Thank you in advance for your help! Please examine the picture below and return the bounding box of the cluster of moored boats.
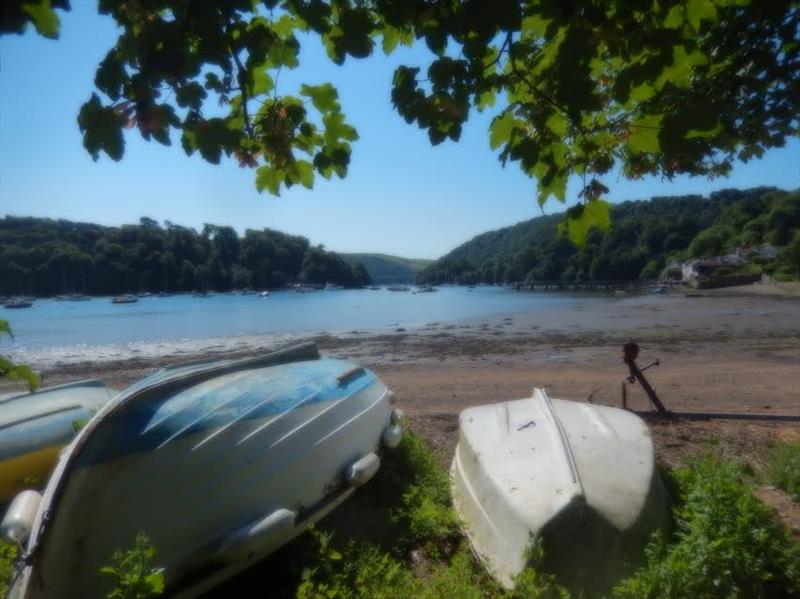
[0,343,665,597]
[2,285,440,310]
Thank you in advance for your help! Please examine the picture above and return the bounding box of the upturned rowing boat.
[4,343,402,598]
[451,388,667,592]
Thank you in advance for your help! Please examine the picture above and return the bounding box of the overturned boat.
[451,388,667,592]
[0,380,117,503]
[4,343,402,598]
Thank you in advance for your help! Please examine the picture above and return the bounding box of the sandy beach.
[5,286,799,530]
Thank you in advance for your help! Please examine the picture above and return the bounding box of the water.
[2,287,607,365]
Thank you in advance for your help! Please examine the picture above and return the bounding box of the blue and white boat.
[3,343,402,598]
[0,380,117,503]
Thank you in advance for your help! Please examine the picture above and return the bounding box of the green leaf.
[559,199,612,246]
[256,165,284,195]
[95,53,126,101]
[0,319,12,339]
[271,15,297,38]
[300,83,340,113]
[659,46,709,89]
[521,15,550,37]
[536,169,567,206]
[78,93,125,161]
[489,110,515,150]
[382,26,400,55]
[630,83,656,102]
[250,68,274,96]
[664,6,684,29]
[323,112,358,143]
[476,90,496,112]
[545,112,568,137]
[686,123,722,139]
[552,143,568,169]
[628,114,663,154]
[686,0,718,31]
[293,160,314,189]
[22,0,60,39]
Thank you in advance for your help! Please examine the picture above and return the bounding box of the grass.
[766,441,800,501]
[2,431,798,599]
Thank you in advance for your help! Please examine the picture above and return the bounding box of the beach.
[5,286,799,529]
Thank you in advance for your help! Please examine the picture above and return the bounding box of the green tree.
[2,1,797,243]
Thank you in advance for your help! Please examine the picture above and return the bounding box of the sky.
[1,3,798,260]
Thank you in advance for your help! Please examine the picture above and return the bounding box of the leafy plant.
[370,428,460,556]
[614,454,800,598]
[767,442,800,501]
[0,540,19,599]
[99,532,164,599]
[0,319,39,391]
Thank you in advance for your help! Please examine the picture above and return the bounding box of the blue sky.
[1,3,798,259]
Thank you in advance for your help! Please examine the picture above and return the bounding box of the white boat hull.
[451,388,667,591]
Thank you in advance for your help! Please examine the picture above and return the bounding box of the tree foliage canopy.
[2,1,798,242]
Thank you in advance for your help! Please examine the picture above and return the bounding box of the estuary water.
[2,286,611,366]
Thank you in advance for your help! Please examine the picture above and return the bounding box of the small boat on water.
[111,294,138,304]
[3,297,34,309]
[387,285,410,292]
[260,290,270,297]
[0,380,118,503]
[4,342,402,599]
[451,388,667,591]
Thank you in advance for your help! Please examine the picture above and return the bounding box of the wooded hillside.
[417,188,800,285]
[339,254,432,284]
[0,217,370,296]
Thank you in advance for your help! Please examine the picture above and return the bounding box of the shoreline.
[5,290,799,370]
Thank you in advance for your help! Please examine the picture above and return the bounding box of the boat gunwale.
[0,379,111,405]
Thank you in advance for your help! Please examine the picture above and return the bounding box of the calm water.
[2,287,607,354]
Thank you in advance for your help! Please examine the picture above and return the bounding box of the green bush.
[368,428,460,556]
[100,532,164,599]
[0,540,18,598]
[613,454,800,598]
[767,442,800,501]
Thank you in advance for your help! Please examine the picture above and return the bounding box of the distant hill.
[0,216,371,296]
[340,253,433,284]
[417,187,799,285]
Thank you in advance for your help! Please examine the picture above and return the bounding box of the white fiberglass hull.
[451,388,666,591]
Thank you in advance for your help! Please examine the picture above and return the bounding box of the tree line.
[417,187,800,285]
[0,217,370,296]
